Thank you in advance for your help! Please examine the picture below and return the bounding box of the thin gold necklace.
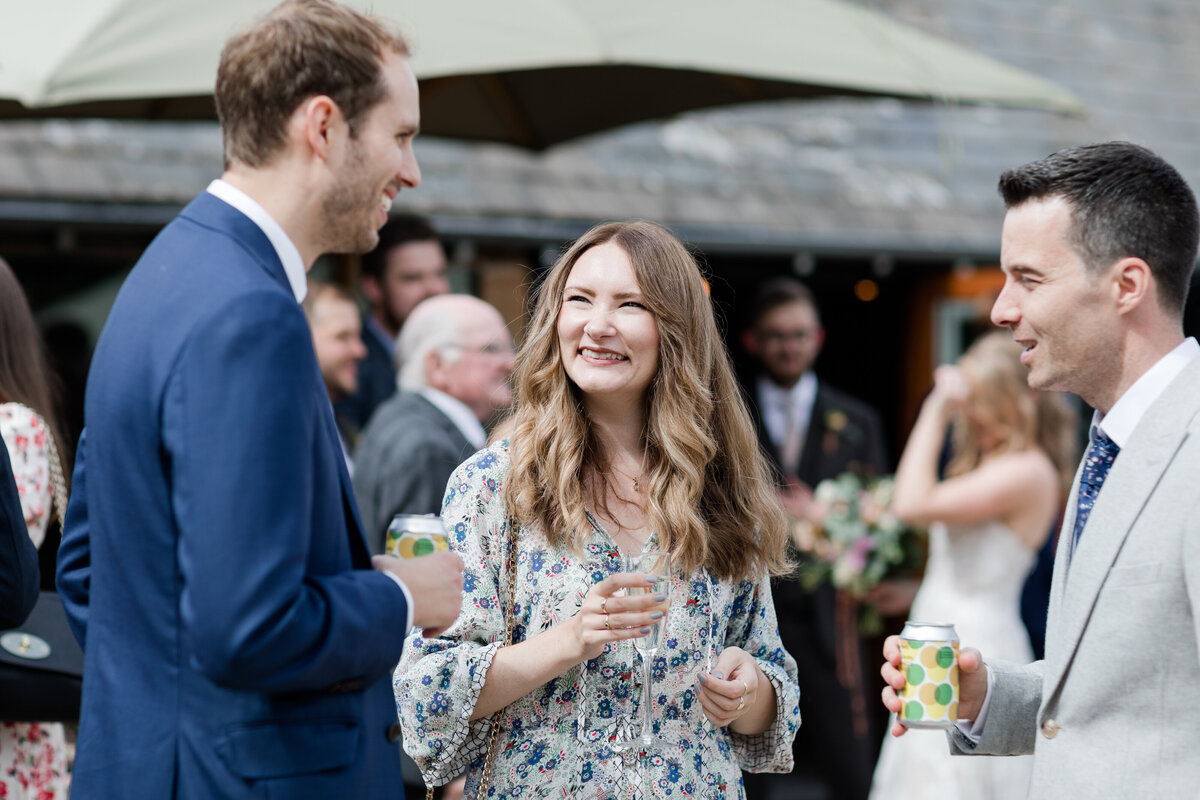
[609,465,643,492]
[607,452,648,493]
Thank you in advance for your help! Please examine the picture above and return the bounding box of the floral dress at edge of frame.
[395,442,802,800]
[0,403,71,800]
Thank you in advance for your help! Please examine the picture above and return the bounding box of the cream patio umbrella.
[0,0,1084,149]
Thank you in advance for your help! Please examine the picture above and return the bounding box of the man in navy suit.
[0,440,38,629]
[55,2,464,797]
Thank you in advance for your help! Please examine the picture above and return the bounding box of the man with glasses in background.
[741,277,890,800]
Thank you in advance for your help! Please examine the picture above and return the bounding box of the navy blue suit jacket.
[0,440,38,629]
[57,193,408,799]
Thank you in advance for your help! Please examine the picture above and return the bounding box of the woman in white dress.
[869,332,1076,800]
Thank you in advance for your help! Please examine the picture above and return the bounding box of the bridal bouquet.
[792,472,925,631]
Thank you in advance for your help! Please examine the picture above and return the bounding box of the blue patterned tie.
[1072,430,1120,550]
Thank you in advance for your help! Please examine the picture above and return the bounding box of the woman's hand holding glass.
[576,572,669,662]
[624,551,672,752]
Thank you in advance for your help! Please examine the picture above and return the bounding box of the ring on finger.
[601,597,609,615]
[736,698,746,712]
[740,679,750,697]
[605,616,612,631]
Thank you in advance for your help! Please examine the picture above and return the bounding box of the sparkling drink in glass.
[624,550,672,753]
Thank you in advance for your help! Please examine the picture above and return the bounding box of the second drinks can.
[898,620,959,729]
[386,513,449,559]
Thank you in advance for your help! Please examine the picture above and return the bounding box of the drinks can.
[386,514,449,559]
[898,620,959,728]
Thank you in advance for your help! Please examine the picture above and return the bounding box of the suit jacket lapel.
[1042,358,1200,703]
[180,193,292,295]
[1043,429,1182,701]
[1043,460,1081,668]
[797,387,827,486]
[315,389,373,568]
[340,456,372,569]
[747,382,785,483]
[416,394,475,458]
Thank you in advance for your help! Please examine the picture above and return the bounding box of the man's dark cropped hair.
[749,277,820,327]
[360,214,440,280]
[998,141,1199,316]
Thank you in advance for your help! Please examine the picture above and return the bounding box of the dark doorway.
[704,252,937,468]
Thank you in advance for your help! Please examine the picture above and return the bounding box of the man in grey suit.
[881,141,1200,797]
[353,294,514,553]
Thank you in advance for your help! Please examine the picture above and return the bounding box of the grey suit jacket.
[951,354,1200,797]
[352,391,477,554]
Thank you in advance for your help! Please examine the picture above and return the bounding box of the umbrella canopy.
[0,0,1084,149]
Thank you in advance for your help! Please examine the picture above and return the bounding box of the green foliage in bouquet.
[792,473,925,631]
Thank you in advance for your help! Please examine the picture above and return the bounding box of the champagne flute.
[624,550,672,754]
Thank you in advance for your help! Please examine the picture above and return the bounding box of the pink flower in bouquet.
[859,494,884,527]
[794,472,925,609]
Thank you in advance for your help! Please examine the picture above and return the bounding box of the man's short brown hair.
[215,0,409,169]
[302,279,357,323]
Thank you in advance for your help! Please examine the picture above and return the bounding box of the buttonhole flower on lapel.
[822,408,864,453]
[825,409,848,433]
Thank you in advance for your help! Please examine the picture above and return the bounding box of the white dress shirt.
[757,371,818,471]
[205,179,413,631]
[1093,337,1200,447]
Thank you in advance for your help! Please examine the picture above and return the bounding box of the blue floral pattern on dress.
[396,442,801,799]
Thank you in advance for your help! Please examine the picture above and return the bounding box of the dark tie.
[1072,430,1120,551]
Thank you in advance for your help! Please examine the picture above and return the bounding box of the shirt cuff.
[382,570,415,636]
[953,663,995,743]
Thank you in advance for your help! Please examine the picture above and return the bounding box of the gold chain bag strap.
[15,409,68,524]
[43,422,68,524]
[426,516,519,800]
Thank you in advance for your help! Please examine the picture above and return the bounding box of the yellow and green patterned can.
[386,514,449,559]
[898,621,959,728]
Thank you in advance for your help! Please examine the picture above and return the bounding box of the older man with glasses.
[353,294,515,555]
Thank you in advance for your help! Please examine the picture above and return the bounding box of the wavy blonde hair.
[505,221,789,581]
[948,332,1078,498]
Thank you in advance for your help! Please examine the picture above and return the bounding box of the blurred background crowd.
[4,0,1200,798]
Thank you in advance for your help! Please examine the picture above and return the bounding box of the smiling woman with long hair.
[396,221,799,799]
[0,256,72,799]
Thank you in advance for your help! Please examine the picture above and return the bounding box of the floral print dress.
[396,443,801,799]
[0,403,70,799]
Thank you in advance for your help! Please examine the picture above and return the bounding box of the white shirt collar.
[206,179,307,303]
[756,371,818,443]
[1094,337,1200,447]
[418,387,487,450]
